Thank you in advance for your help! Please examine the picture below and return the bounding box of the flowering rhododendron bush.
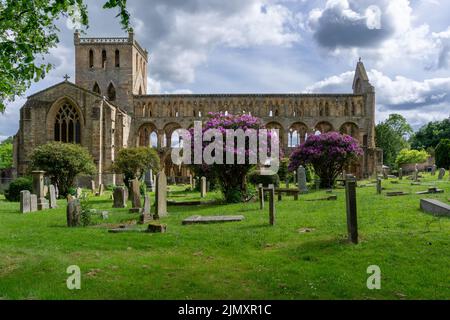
[188,112,280,203]
[289,132,363,188]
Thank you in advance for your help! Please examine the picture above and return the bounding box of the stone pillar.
[398,168,403,180]
[376,178,382,195]
[200,177,207,198]
[20,190,31,213]
[345,175,358,244]
[155,171,168,218]
[297,166,308,193]
[268,185,275,226]
[258,184,264,210]
[129,179,142,212]
[32,171,48,210]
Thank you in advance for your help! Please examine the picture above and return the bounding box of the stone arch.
[163,122,183,148]
[137,122,158,147]
[107,82,116,101]
[288,122,308,147]
[265,121,285,148]
[46,97,85,144]
[340,122,360,140]
[314,121,333,134]
[93,82,101,95]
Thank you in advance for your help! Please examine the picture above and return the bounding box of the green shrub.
[4,177,32,202]
[79,194,92,227]
[396,149,430,166]
[435,139,450,169]
[247,170,280,187]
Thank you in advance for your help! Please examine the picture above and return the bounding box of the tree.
[395,149,430,167]
[113,147,160,186]
[0,137,13,169]
[435,139,450,169]
[375,114,411,168]
[289,132,363,189]
[0,0,130,112]
[410,119,450,150]
[30,142,96,196]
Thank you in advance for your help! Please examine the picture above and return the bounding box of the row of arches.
[134,97,365,119]
[92,82,116,101]
[89,49,120,69]
[136,121,363,150]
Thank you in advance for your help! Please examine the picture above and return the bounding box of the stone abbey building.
[13,32,382,186]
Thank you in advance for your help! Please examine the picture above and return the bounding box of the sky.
[1,0,450,141]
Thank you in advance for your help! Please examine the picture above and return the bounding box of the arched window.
[150,132,158,148]
[102,50,107,68]
[89,49,94,68]
[107,83,116,101]
[54,103,81,144]
[93,82,101,95]
[115,49,120,67]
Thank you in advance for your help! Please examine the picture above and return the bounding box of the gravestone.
[146,223,167,233]
[420,199,450,216]
[49,185,58,209]
[76,187,82,198]
[285,179,289,189]
[155,171,168,219]
[32,170,48,210]
[297,166,308,193]
[206,181,210,193]
[91,180,96,193]
[129,179,142,213]
[293,171,297,184]
[96,183,104,196]
[182,215,245,225]
[113,186,127,208]
[268,185,275,226]
[101,211,109,220]
[139,194,152,224]
[345,175,358,244]
[431,165,437,176]
[376,178,382,195]
[189,175,193,187]
[398,168,403,180]
[438,168,445,180]
[30,194,38,212]
[200,176,207,198]
[258,184,264,210]
[66,198,81,227]
[382,168,388,179]
[20,190,31,213]
[414,169,419,182]
[192,177,197,190]
[43,185,49,198]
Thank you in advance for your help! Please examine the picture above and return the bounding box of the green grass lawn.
[0,174,449,300]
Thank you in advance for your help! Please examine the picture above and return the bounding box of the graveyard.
[0,173,449,300]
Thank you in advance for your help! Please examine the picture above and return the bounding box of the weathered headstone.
[101,211,109,220]
[146,223,167,233]
[414,169,419,182]
[75,187,82,198]
[155,171,168,218]
[192,177,197,190]
[420,199,450,216]
[43,185,49,198]
[139,194,152,224]
[20,190,31,213]
[129,179,142,213]
[382,168,388,179]
[438,168,445,180]
[30,194,38,212]
[376,178,382,195]
[345,175,358,244]
[66,198,81,227]
[113,186,127,208]
[200,176,207,198]
[49,185,57,209]
[297,166,308,194]
[91,180,96,193]
[431,165,437,176]
[398,168,403,180]
[258,184,264,210]
[268,185,275,226]
[32,170,48,210]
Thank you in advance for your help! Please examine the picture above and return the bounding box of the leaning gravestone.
[438,168,445,180]
[32,170,49,210]
[398,168,403,180]
[49,185,57,209]
[155,171,168,219]
[113,186,127,208]
[129,179,142,213]
[297,166,308,194]
[431,165,437,176]
[20,190,31,213]
[30,194,38,212]
[139,194,152,224]
[67,199,81,227]
[376,178,382,195]
[200,176,207,198]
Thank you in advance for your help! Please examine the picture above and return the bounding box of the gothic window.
[54,103,81,144]
[89,49,94,68]
[102,50,107,68]
[107,83,116,101]
[93,82,101,95]
[115,50,120,67]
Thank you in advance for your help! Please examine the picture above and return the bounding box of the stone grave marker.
[268,185,275,226]
[139,194,152,224]
[129,179,142,213]
[20,190,31,213]
[30,194,38,212]
[431,165,437,176]
[182,215,245,225]
[438,168,445,180]
[155,171,168,219]
[32,170,49,210]
[420,199,450,216]
[345,175,358,244]
[297,166,308,194]
[113,186,127,208]
[49,185,58,209]
[67,198,81,227]
[91,180,96,193]
[376,178,382,195]
[398,168,403,180]
[200,176,207,198]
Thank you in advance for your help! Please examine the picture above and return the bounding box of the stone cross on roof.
[64,74,70,81]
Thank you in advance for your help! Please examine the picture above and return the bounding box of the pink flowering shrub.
[189,112,280,202]
[289,132,363,188]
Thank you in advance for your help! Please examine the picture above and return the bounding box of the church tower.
[74,31,148,112]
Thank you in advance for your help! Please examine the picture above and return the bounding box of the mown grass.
[0,174,449,300]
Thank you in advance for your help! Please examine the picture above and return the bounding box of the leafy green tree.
[435,139,450,169]
[0,0,130,112]
[30,142,96,196]
[410,119,450,150]
[395,149,430,167]
[375,114,412,168]
[0,137,13,169]
[113,147,160,186]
